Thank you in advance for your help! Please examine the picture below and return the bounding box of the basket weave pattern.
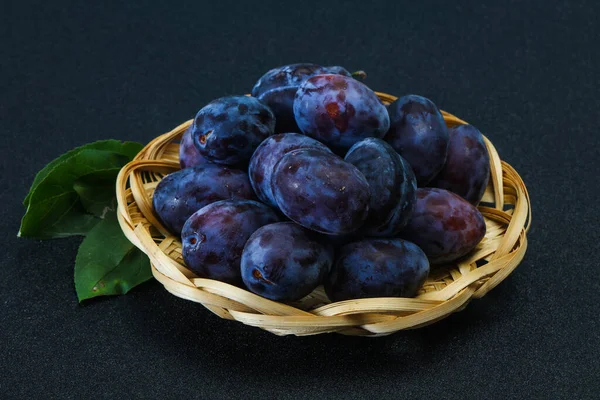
[116,92,531,337]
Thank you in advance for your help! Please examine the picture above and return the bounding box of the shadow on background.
[123,274,521,380]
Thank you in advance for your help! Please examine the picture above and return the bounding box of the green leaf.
[19,141,143,239]
[23,140,142,207]
[73,169,122,218]
[74,211,152,302]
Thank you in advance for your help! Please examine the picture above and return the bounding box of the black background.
[2,1,599,399]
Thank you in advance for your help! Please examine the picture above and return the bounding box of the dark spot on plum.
[271,263,289,282]
[221,214,233,224]
[367,116,380,128]
[445,215,467,231]
[346,103,356,118]
[401,100,430,115]
[232,135,250,149]
[327,104,350,132]
[232,246,244,259]
[465,222,484,244]
[251,124,265,136]
[326,102,340,118]
[373,262,388,274]
[331,77,348,90]
[257,110,271,125]
[428,196,446,207]
[259,231,275,246]
[254,170,264,184]
[215,113,227,122]
[203,252,221,265]
[464,135,476,149]
[238,104,249,114]
[316,113,333,135]
[299,201,317,215]
[294,253,317,267]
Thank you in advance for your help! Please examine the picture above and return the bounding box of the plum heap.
[152,63,491,303]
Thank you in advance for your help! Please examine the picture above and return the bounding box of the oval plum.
[271,148,370,235]
[293,74,390,154]
[385,95,449,185]
[400,188,486,264]
[325,238,430,301]
[181,200,280,286]
[429,124,490,205]
[191,95,275,165]
[241,222,333,301]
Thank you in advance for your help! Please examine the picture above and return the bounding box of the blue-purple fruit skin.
[272,148,370,235]
[179,127,210,169]
[249,133,332,207]
[345,138,417,236]
[400,188,486,265]
[325,238,430,302]
[191,95,275,166]
[181,200,280,286]
[385,95,449,186]
[241,222,333,302]
[323,66,352,76]
[152,165,256,235]
[293,74,390,154]
[252,64,351,133]
[429,124,490,205]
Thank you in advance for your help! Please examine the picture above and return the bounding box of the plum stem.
[351,70,367,80]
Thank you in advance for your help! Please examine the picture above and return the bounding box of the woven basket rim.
[115,91,531,337]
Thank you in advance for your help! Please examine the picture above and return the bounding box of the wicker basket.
[116,92,531,337]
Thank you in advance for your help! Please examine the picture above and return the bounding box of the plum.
[181,200,280,286]
[251,63,355,133]
[191,95,275,166]
[344,138,417,236]
[429,124,490,205]
[248,133,332,207]
[271,148,370,235]
[400,188,486,264]
[152,165,256,235]
[241,222,333,301]
[325,238,430,301]
[179,127,210,169]
[385,95,449,185]
[293,74,390,154]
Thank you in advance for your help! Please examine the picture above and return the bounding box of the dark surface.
[1,0,598,399]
